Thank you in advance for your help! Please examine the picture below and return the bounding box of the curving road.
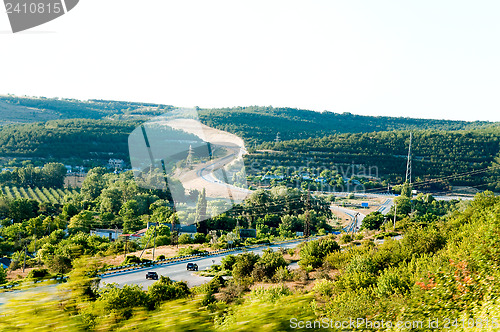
[101,239,314,290]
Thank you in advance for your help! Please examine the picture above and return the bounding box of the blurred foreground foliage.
[1,192,500,331]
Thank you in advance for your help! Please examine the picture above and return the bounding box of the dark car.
[187,263,198,271]
[146,271,158,280]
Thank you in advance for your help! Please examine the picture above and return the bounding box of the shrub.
[273,266,292,282]
[299,237,340,269]
[232,252,260,280]
[220,255,237,272]
[0,266,6,284]
[219,280,247,304]
[146,277,190,309]
[375,266,413,297]
[176,246,206,257]
[339,234,353,244]
[250,285,292,303]
[313,279,335,298]
[178,234,192,245]
[251,249,287,281]
[26,268,50,279]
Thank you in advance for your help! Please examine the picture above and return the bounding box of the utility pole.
[352,212,359,235]
[124,236,128,258]
[393,202,397,230]
[304,190,311,238]
[22,245,27,273]
[152,225,157,260]
[405,132,413,184]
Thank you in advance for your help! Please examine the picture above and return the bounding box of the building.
[108,159,125,170]
[90,228,123,241]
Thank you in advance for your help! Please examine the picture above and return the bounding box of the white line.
[61,0,68,13]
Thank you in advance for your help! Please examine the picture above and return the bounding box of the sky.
[1,0,499,122]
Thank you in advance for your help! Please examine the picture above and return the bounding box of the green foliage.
[361,211,385,230]
[0,266,6,284]
[339,233,353,244]
[249,285,292,303]
[146,276,190,309]
[220,255,237,272]
[251,249,287,281]
[299,237,340,268]
[178,233,192,245]
[232,252,260,280]
[176,246,206,257]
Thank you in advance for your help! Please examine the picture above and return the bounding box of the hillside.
[248,128,500,191]
[199,106,495,144]
[1,95,496,145]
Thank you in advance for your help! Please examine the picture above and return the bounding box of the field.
[0,186,78,204]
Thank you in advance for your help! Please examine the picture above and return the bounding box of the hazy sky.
[1,1,499,121]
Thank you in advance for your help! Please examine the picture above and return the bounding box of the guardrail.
[98,237,310,277]
[0,275,68,290]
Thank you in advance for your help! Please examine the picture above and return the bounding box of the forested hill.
[252,128,500,191]
[0,119,140,161]
[1,95,496,144]
[0,95,172,124]
[198,106,494,144]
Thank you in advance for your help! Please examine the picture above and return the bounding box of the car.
[187,263,198,271]
[146,271,158,280]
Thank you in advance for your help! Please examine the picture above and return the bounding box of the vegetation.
[0,95,499,330]
[249,128,500,191]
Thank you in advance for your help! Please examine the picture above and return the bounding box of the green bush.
[250,285,292,303]
[178,234,192,245]
[273,266,292,282]
[26,268,50,279]
[220,255,237,271]
[251,249,287,281]
[299,237,340,269]
[375,266,413,297]
[313,279,335,298]
[339,234,353,244]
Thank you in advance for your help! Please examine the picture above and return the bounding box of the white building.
[90,229,123,241]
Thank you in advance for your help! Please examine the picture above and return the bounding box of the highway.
[101,239,313,290]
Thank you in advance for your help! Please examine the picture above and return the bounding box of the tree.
[41,163,67,188]
[99,188,122,214]
[47,254,72,274]
[232,252,260,280]
[299,237,340,268]
[195,188,208,233]
[252,249,287,281]
[401,182,413,198]
[178,233,192,245]
[9,198,39,223]
[361,211,385,230]
[68,210,94,233]
[81,167,106,200]
[0,266,7,284]
[120,200,143,233]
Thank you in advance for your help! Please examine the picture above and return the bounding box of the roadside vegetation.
[0,192,498,331]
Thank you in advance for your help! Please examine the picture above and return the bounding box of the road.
[377,198,394,214]
[101,239,313,290]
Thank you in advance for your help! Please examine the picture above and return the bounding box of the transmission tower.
[186,144,194,169]
[405,132,412,184]
[275,133,280,143]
